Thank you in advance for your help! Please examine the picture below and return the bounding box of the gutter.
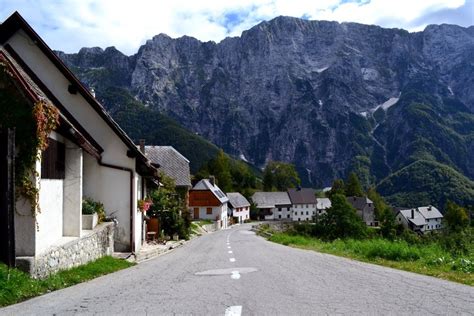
[98,159,135,254]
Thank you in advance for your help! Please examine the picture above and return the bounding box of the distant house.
[227,192,250,224]
[347,196,377,226]
[288,188,317,222]
[251,192,292,220]
[0,12,158,276]
[396,205,443,234]
[189,178,229,229]
[316,198,332,216]
[144,145,192,207]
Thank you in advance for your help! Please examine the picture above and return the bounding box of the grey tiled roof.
[227,192,250,208]
[288,188,317,204]
[192,179,229,203]
[347,196,373,210]
[145,146,191,188]
[251,192,291,208]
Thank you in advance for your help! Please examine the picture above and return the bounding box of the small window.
[287,214,290,218]
[206,207,212,215]
[278,207,282,212]
[41,138,65,179]
[287,207,290,211]
[278,215,281,219]
[306,211,309,215]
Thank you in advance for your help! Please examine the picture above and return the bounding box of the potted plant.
[82,198,105,230]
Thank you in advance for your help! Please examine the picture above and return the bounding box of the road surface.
[1,224,473,315]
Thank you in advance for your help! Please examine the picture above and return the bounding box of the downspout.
[98,159,135,254]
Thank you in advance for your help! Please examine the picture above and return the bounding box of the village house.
[144,145,191,208]
[251,192,292,220]
[0,12,158,277]
[288,188,317,222]
[347,196,377,226]
[396,205,443,234]
[226,192,250,224]
[189,177,229,229]
[316,197,332,216]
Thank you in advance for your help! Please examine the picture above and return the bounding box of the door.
[193,208,199,219]
[0,128,15,267]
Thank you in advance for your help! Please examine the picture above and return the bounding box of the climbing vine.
[0,62,59,216]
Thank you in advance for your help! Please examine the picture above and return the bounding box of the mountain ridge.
[56,16,474,207]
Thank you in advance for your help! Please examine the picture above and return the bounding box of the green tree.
[327,179,345,198]
[263,161,300,191]
[208,150,233,192]
[316,194,367,240]
[444,201,469,232]
[367,187,389,220]
[345,172,364,197]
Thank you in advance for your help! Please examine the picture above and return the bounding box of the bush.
[82,198,106,222]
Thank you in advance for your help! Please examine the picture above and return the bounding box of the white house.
[288,188,318,222]
[251,192,292,220]
[316,198,332,216]
[227,192,250,224]
[396,205,443,234]
[189,178,229,229]
[0,12,158,276]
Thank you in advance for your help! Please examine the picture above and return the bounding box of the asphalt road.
[1,224,473,315]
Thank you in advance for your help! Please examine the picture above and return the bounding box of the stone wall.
[16,222,115,278]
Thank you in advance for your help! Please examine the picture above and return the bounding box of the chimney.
[209,175,216,186]
[428,206,432,211]
[411,209,414,219]
[139,139,145,154]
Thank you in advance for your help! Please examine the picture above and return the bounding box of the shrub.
[82,198,106,222]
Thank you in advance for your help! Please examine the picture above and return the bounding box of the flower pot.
[82,213,98,230]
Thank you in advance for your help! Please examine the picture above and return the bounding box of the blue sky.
[1,0,472,55]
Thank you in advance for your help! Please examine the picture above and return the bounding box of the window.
[278,207,282,212]
[301,211,303,215]
[298,218,301,221]
[41,138,65,179]
[287,214,290,218]
[206,207,212,215]
[278,215,281,219]
[306,211,309,215]
[287,207,290,211]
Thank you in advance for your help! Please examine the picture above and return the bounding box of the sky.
[1,0,473,55]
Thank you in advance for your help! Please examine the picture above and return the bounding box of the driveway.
[1,224,473,315]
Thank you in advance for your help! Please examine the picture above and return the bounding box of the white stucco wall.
[36,179,63,254]
[232,206,250,223]
[292,204,316,222]
[192,204,228,229]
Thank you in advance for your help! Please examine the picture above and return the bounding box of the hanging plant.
[0,62,59,217]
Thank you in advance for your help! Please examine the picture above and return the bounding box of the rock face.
[57,16,474,192]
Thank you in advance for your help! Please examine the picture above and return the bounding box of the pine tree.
[345,172,364,197]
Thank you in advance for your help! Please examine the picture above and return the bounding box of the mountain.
[56,16,474,207]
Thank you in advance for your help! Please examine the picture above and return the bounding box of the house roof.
[227,192,250,209]
[192,179,229,204]
[287,188,317,204]
[399,209,426,227]
[0,48,101,159]
[251,192,291,208]
[347,196,373,210]
[418,205,443,219]
[145,146,191,188]
[316,198,332,210]
[0,12,157,177]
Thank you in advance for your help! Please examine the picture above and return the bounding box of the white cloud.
[0,0,469,54]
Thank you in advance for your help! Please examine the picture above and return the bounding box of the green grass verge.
[193,219,214,227]
[269,233,473,286]
[0,256,134,307]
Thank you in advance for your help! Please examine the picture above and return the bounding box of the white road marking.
[231,271,241,280]
[225,305,242,316]
[230,258,236,262]
[227,246,231,249]
[195,267,257,276]
[228,251,233,254]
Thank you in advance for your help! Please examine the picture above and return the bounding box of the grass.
[0,256,134,307]
[268,233,473,286]
[193,219,214,227]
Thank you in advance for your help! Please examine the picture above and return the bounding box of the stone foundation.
[16,222,115,278]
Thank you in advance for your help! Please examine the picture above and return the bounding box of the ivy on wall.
[0,62,59,216]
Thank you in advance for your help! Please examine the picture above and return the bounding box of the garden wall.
[16,222,115,278]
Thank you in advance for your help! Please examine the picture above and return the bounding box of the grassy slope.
[0,256,134,307]
[268,232,473,286]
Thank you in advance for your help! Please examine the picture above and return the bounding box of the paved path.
[1,224,473,315]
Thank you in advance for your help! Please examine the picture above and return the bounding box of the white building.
[396,205,443,234]
[0,12,158,275]
[227,192,250,224]
[189,178,229,229]
[316,198,332,216]
[251,192,292,220]
[288,188,318,222]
